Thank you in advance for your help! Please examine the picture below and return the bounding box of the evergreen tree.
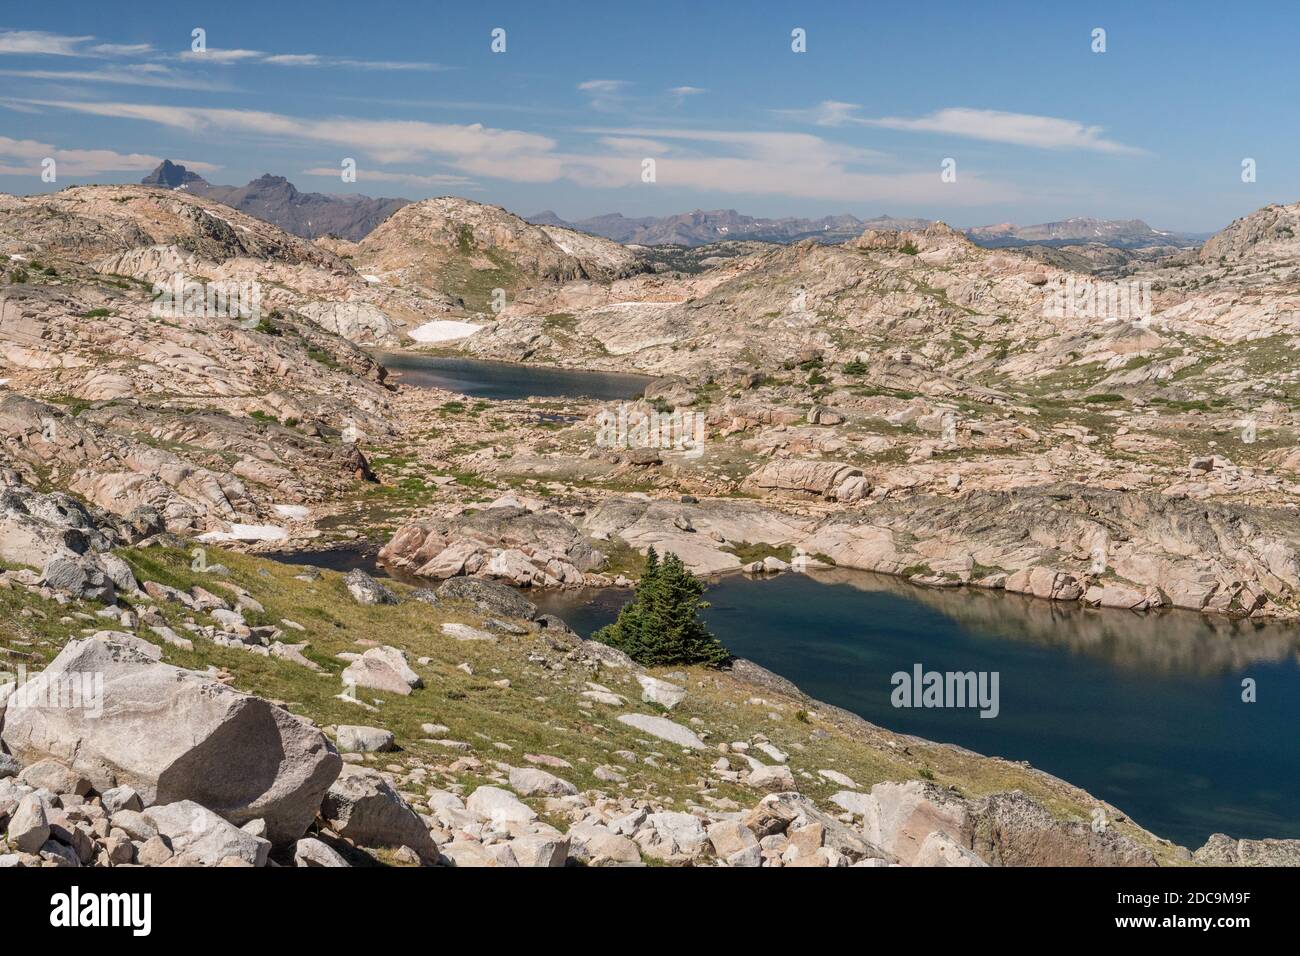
[593,547,730,667]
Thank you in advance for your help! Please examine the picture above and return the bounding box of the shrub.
[593,548,730,667]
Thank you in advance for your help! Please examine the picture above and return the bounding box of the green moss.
[724,541,795,564]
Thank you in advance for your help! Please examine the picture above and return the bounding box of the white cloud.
[566,127,1014,204]
[264,54,322,66]
[89,43,155,56]
[668,86,706,97]
[867,108,1145,155]
[775,100,862,126]
[8,99,554,166]
[178,48,263,63]
[577,79,629,111]
[6,98,1018,205]
[177,48,443,70]
[300,166,474,187]
[783,102,1145,155]
[597,136,671,155]
[577,79,627,94]
[0,66,232,91]
[0,134,219,176]
[0,30,93,56]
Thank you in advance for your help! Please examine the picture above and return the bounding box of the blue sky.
[0,0,1295,231]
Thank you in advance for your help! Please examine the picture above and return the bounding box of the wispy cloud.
[178,48,263,63]
[5,97,1017,205]
[5,99,555,168]
[0,29,93,56]
[0,134,218,176]
[0,65,233,91]
[668,86,706,97]
[577,79,629,111]
[177,48,445,71]
[780,102,1146,155]
[300,166,474,187]
[570,127,1014,204]
[89,42,154,56]
[0,29,441,72]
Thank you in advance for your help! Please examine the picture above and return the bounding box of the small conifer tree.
[593,547,730,667]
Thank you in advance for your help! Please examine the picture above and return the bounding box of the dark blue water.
[377,352,652,401]
[532,570,1300,850]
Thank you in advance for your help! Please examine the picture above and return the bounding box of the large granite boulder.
[320,765,437,859]
[0,637,341,843]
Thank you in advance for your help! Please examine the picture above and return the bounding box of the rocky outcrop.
[844,780,1155,868]
[801,484,1300,619]
[0,469,142,582]
[353,197,648,315]
[581,496,810,576]
[1,637,341,843]
[380,505,605,587]
[1193,833,1300,866]
[742,459,866,502]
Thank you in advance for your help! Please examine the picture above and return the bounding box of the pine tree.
[593,547,730,667]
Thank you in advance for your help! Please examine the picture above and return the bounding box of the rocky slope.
[349,196,649,317]
[0,185,406,538]
[5,479,1291,867]
[386,202,1300,627]
[0,183,454,345]
[6,180,1300,865]
[463,222,1093,374]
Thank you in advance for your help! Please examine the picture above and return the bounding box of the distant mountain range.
[966,217,1208,249]
[526,209,931,246]
[530,208,1208,250]
[141,161,409,241]
[141,161,1206,251]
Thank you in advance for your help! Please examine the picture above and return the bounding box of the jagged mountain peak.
[141,159,209,190]
[138,162,406,241]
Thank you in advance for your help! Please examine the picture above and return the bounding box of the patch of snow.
[273,504,310,521]
[408,319,484,343]
[8,254,27,262]
[361,274,382,283]
[197,524,289,543]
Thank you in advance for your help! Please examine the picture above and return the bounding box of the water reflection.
[808,569,1300,677]
[374,352,654,402]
